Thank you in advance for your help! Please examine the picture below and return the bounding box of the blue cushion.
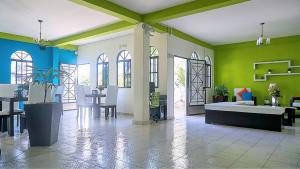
[242,92,252,101]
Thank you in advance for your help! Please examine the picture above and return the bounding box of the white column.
[133,23,150,124]
[167,54,174,119]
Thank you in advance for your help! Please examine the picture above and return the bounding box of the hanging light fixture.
[34,19,48,48]
[256,22,270,46]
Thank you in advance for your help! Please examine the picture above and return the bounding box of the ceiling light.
[256,22,270,46]
[34,19,49,48]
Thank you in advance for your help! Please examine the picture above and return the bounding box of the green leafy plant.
[27,67,70,103]
[176,67,185,87]
[213,84,229,96]
[268,69,272,74]
[16,83,29,98]
[268,83,280,97]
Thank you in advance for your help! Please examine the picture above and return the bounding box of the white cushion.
[236,100,255,105]
[105,85,118,105]
[234,88,251,101]
[292,102,300,107]
[205,102,285,115]
[0,84,19,110]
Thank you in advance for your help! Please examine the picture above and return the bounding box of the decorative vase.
[264,99,270,105]
[272,96,279,107]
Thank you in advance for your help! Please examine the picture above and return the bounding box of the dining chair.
[0,84,23,132]
[75,85,93,118]
[27,83,53,104]
[51,85,64,102]
[51,85,65,115]
[100,85,118,119]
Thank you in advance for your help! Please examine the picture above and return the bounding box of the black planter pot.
[24,102,62,146]
[213,95,228,103]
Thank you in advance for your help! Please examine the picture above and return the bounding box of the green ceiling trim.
[70,0,142,23]
[0,32,78,51]
[0,32,40,44]
[52,21,134,46]
[144,0,249,23]
[215,35,300,50]
[151,24,213,49]
[68,0,220,49]
[57,44,79,51]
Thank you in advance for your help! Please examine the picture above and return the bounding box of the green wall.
[215,35,300,106]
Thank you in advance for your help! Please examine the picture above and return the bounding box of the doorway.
[174,57,187,118]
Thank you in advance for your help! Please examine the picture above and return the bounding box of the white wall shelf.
[253,60,300,81]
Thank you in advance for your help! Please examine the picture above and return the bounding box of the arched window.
[150,46,159,88]
[191,51,200,60]
[11,51,33,84]
[97,53,109,88]
[117,50,131,88]
[205,56,212,88]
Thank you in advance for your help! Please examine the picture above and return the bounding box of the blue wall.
[0,38,77,84]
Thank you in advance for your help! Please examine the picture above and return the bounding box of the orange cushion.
[237,88,248,97]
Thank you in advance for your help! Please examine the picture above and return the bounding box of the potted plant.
[264,96,270,105]
[288,68,292,74]
[15,83,29,98]
[268,83,280,107]
[97,85,105,94]
[268,69,272,74]
[24,67,69,146]
[213,84,229,102]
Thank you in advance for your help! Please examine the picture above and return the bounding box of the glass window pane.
[11,61,16,74]
[118,62,124,87]
[98,64,103,86]
[78,64,90,86]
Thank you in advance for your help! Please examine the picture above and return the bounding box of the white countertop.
[205,102,285,115]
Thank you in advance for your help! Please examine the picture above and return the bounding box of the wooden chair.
[0,84,23,133]
[100,85,118,119]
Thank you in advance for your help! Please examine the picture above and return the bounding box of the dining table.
[85,92,106,118]
[0,96,28,157]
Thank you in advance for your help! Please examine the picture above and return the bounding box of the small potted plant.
[97,85,105,94]
[268,69,272,74]
[264,96,270,105]
[213,84,229,102]
[288,68,292,74]
[25,67,69,146]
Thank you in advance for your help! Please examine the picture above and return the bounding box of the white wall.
[77,34,134,114]
[77,32,214,117]
[150,33,168,95]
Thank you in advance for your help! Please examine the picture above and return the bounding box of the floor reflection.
[1,110,300,168]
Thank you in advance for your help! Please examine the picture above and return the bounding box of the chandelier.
[34,19,48,47]
[256,22,270,46]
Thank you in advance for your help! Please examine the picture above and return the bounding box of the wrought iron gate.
[186,59,207,115]
[60,64,77,103]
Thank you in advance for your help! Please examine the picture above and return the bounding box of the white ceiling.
[0,0,119,41]
[109,0,193,14]
[73,29,133,45]
[163,0,300,45]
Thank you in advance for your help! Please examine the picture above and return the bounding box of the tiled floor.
[1,111,300,169]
